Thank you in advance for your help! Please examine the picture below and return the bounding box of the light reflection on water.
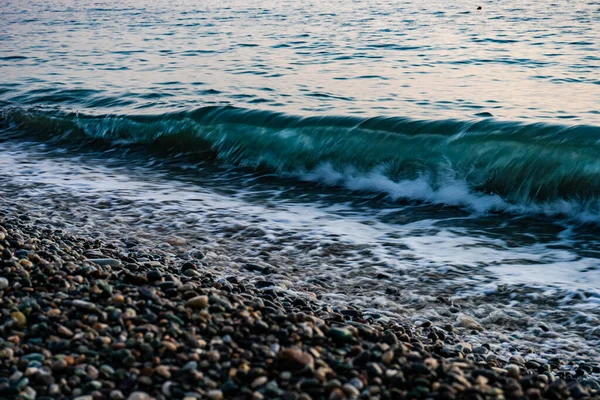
[1,0,599,121]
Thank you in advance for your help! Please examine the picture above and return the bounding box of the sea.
[1,0,599,368]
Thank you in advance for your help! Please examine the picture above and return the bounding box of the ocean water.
[1,0,600,363]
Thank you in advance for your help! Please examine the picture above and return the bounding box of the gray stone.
[88,258,121,267]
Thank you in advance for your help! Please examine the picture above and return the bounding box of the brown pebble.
[112,294,125,304]
[155,365,171,379]
[11,311,27,327]
[19,259,33,268]
[382,350,394,364]
[58,325,74,338]
[186,295,209,309]
[46,308,61,317]
[277,348,315,371]
[207,390,223,400]
[162,341,179,352]
[207,351,220,362]
[7,336,20,344]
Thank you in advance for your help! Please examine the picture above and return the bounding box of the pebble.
[155,365,171,379]
[58,325,74,337]
[366,362,383,377]
[186,295,209,309]
[46,308,61,317]
[277,348,315,371]
[207,390,223,400]
[506,364,521,378]
[0,277,8,290]
[126,392,153,400]
[0,348,14,359]
[342,383,361,398]
[251,376,268,388]
[72,299,97,311]
[455,314,484,331]
[11,311,27,327]
[110,390,125,400]
[328,327,354,342]
[112,294,125,304]
[161,381,173,396]
[162,341,179,352]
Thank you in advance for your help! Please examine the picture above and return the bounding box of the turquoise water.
[1,0,600,359]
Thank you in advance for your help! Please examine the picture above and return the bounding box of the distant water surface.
[1,0,599,121]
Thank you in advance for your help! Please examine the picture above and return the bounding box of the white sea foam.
[300,162,600,224]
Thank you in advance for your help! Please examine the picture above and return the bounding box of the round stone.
[277,348,314,371]
[186,295,209,309]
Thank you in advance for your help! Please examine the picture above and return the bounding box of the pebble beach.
[1,201,599,400]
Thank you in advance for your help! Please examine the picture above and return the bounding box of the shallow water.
[1,0,600,370]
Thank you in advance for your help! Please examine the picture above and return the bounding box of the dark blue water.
[1,0,600,363]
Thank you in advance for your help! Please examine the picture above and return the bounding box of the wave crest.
[3,105,600,219]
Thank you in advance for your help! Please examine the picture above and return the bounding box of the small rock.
[207,390,223,400]
[155,365,171,379]
[72,300,96,311]
[367,362,383,377]
[162,341,179,352]
[0,277,8,290]
[381,350,394,364]
[0,348,14,359]
[112,294,125,304]
[506,364,521,378]
[87,365,99,380]
[328,327,354,342]
[110,390,125,400]
[277,348,315,371]
[162,381,173,397]
[329,388,346,400]
[455,314,484,331]
[58,325,74,338]
[49,384,61,395]
[186,295,209,309]
[19,259,33,268]
[251,376,268,388]
[349,377,364,390]
[46,308,61,317]
[127,392,154,400]
[11,311,27,327]
[88,258,121,266]
[207,351,220,362]
[343,383,360,399]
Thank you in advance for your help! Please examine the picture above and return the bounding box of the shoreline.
[1,209,599,400]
